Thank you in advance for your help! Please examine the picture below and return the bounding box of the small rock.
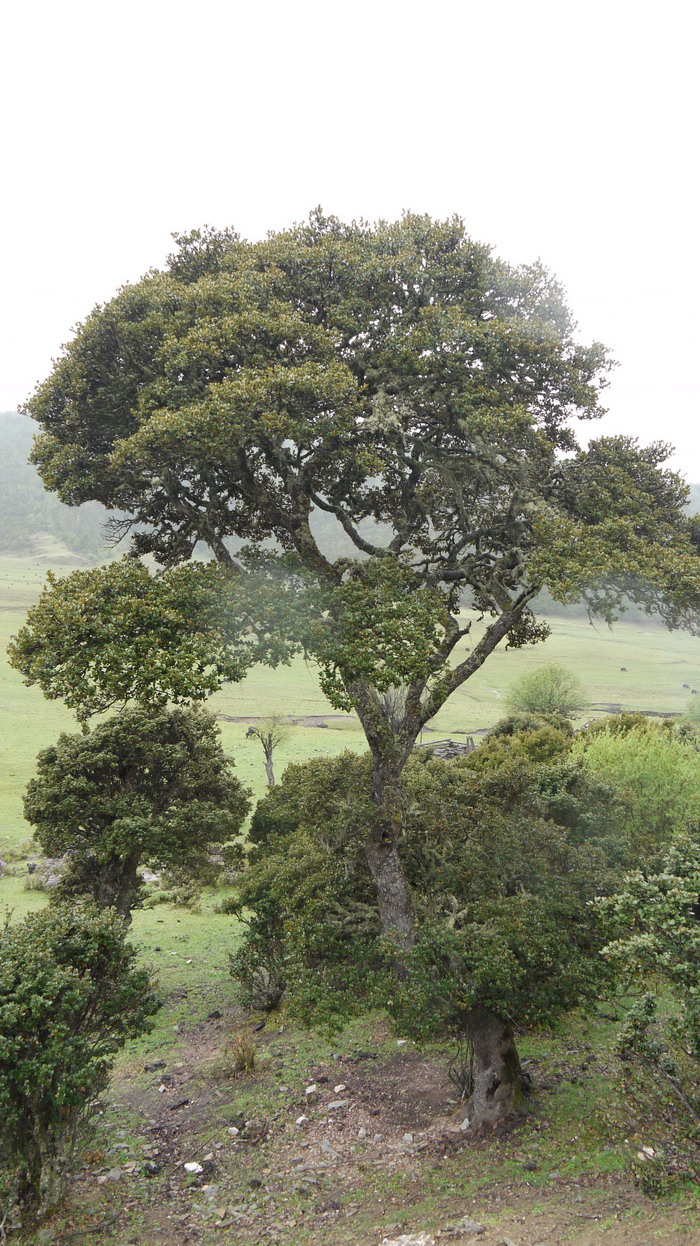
[327,1099,349,1111]
[296,1115,310,1127]
[208,1009,222,1020]
[358,1127,367,1139]
[459,1116,470,1131]
[396,1039,408,1046]
[402,1133,414,1143]
[169,1098,190,1110]
[333,1083,347,1093]
[227,1127,239,1137]
[144,1060,166,1072]
[184,1162,204,1174]
[373,1133,383,1142]
[381,1234,434,1246]
[202,1184,220,1199]
[106,1167,122,1182]
[457,1219,485,1235]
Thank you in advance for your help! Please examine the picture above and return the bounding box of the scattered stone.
[402,1133,414,1144]
[502,1238,519,1246]
[459,1116,470,1131]
[169,1098,190,1110]
[456,1219,485,1235]
[396,1039,408,1046]
[327,1099,349,1111]
[144,1060,166,1072]
[296,1115,310,1127]
[333,1083,347,1093]
[208,1009,222,1020]
[358,1127,367,1139]
[202,1184,220,1199]
[317,1196,343,1212]
[227,1127,239,1137]
[252,1020,266,1032]
[373,1133,383,1142]
[305,1083,319,1102]
[106,1167,122,1182]
[184,1162,204,1174]
[381,1235,434,1246]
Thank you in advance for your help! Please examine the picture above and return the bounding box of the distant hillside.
[0,412,108,560]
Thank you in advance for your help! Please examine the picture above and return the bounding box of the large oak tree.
[15,212,700,1117]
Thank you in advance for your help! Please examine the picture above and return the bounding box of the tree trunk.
[364,753,415,949]
[263,748,275,787]
[465,1007,526,1125]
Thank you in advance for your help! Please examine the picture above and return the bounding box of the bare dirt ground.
[48,1008,700,1246]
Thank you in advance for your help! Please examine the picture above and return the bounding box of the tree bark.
[263,748,275,787]
[364,752,415,950]
[465,1007,526,1125]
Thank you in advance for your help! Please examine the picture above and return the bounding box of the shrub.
[0,902,160,1225]
[23,705,250,919]
[598,843,700,1190]
[505,662,586,719]
[230,748,616,1074]
[573,723,700,864]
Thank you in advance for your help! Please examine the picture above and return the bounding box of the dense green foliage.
[22,214,700,725]
[506,662,586,719]
[0,412,107,558]
[600,840,700,1056]
[573,722,700,864]
[0,903,159,1221]
[597,842,700,1185]
[8,555,314,723]
[230,745,616,1035]
[23,706,250,917]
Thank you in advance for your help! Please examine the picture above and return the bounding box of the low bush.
[0,902,160,1227]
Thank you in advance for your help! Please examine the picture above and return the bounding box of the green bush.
[598,842,700,1189]
[573,723,700,864]
[505,662,586,719]
[0,902,160,1225]
[230,747,616,1040]
[23,705,250,918]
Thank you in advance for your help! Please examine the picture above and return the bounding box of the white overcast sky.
[2,0,698,473]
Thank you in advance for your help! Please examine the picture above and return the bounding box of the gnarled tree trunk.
[364,751,415,949]
[465,1007,526,1125]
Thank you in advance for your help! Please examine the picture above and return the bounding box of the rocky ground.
[38,1007,700,1246]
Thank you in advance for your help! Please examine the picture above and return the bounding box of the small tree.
[506,662,586,719]
[23,705,250,918]
[246,716,291,786]
[0,903,160,1224]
